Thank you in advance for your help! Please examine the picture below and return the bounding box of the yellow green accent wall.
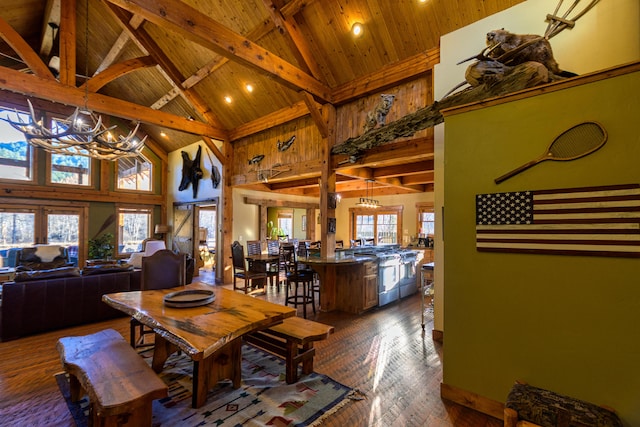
[443,70,640,424]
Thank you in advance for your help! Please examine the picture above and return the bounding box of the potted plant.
[267,221,285,240]
[88,233,114,260]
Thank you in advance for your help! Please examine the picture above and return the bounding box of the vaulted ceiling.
[0,0,524,196]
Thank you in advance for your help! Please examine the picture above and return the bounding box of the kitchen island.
[300,255,378,314]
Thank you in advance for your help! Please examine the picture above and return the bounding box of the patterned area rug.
[55,344,354,427]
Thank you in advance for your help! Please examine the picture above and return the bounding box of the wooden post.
[220,137,233,284]
[319,104,336,258]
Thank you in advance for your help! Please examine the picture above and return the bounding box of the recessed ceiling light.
[245,84,254,93]
[352,22,363,37]
[224,96,233,104]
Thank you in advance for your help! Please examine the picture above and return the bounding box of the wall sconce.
[328,192,341,209]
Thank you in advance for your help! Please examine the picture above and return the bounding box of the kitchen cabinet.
[363,261,378,311]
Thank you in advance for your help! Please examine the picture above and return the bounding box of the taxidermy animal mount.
[178,145,203,198]
[211,165,221,189]
[249,154,265,165]
[204,147,221,189]
[277,135,296,151]
[362,94,396,133]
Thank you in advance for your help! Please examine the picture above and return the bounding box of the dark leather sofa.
[0,268,141,342]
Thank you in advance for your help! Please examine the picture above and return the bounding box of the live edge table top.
[102,283,296,361]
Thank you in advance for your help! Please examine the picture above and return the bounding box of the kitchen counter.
[300,255,375,265]
[300,255,378,314]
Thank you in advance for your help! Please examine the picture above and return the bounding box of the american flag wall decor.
[475,184,640,257]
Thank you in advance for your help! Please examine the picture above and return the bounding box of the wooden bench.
[244,317,334,384]
[57,328,168,427]
[504,381,623,427]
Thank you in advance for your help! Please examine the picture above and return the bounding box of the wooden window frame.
[349,205,404,245]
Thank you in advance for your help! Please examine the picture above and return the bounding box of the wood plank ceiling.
[0,0,524,197]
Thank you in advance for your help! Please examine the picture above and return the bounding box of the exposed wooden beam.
[0,16,55,80]
[301,91,328,138]
[229,100,309,141]
[58,0,76,86]
[155,18,276,110]
[104,2,226,130]
[279,0,318,18]
[402,172,434,185]
[202,136,225,165]
[228,51,438,142]
[332,48,439,104]
[94,14,145,75]
[373,160,434,178]
[0,66,226,139]
[376,177,425,193]
[244,197,318,209]
[104,0,332,102]
[261,0,324,80]
[83,55,157,92]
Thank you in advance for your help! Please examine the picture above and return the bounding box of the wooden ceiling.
[0,0,524,197]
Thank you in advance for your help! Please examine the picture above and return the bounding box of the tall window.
[0,204,85,267]
[117,154,152,191]
[376,213,398,244]
[48,117,92,186]
[417,203,435,237]
[355,214,374,241]
[50,152,91,185]
[117,207,151,254]
[0,210,35,249]
[351,206,403,245]
[278,211,293,239]
[0,107,34,181]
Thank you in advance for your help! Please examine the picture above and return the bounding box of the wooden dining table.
[102,283,296,408]
[245,253,280,289]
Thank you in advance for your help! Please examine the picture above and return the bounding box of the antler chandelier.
[2,0,146,161]
[4,100,146,160]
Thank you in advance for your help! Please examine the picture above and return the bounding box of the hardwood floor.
[0,271,502,426]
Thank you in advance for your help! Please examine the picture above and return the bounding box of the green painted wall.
[443,70,640,425]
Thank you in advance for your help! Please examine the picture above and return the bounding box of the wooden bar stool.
[281,244,315,318]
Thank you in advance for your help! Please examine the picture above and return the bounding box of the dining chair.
[231,241,267,294]
[265,239,282,291]
[246,240,262,257]
[130,249,187,349]
[281,244,315,318]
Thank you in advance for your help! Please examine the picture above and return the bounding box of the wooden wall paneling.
[232,116,324,185]
[335,77,432,144]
